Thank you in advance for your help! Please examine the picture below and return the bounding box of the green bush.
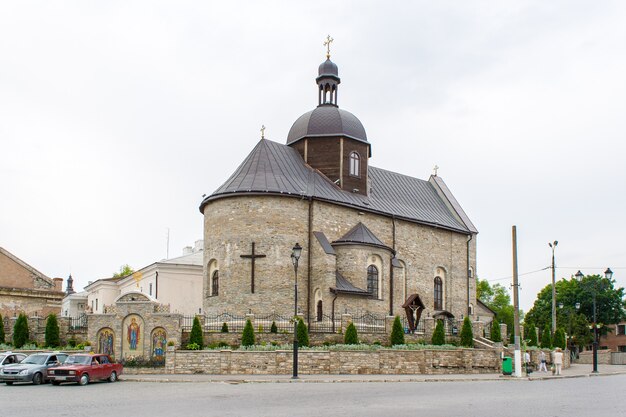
[344,322,358,345]
[540,325,552,349]
[68,338,77,348]
[431,320,445,346]
[526,325,538,347]
[185,342,201,350]
[491,320,502,343]
[297,319,309,347]
[189,316,204,348]
[221,322,229,333]
[270,321,278,333]
[554,328,566,350]
[0,313,5,344]
[390,316,405,346]
[242,319,255,347]
[45,313,61,348]
[13,313,29,348]
[460,317,473,348]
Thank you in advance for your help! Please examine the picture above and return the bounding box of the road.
[1,375,623,417]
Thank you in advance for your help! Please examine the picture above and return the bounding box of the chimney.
[182,246,193,255]
[194,240,204,252]
[53,278,63,292]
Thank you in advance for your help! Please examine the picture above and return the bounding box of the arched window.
[367,265,378,298]
[317,300,323,322]
[349,152,360,177]
[434,276,443,310]
[211,270,219,296]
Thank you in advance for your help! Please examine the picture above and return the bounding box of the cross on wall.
[240,242,266,293]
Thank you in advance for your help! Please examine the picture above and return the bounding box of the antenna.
[166,228,170,259]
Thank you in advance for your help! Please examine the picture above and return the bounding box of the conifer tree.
[13,313,29,348]
[189,316,204,348]
[540,325,552,349]
[491,319,502,343]
[0,313,5,344]
[221,322,229,333]
[242,319,255,346]
[526,325,538,347]
[553,328,566,350]
[431,320,445,345]
[270,321,278,333]
[45,313,61,347]
[460,316,474,347]
[344,322,358,345]
[297,319,309,347]
[390,316,405,346]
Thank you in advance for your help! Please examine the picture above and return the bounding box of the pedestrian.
[538,350,548,372]
[524,350,532,374]
[553,347,563,375]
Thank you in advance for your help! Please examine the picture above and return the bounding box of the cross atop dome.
[323,35,334,59]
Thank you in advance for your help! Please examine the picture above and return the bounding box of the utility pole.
[549,241,558,334]
[512,226,522,377]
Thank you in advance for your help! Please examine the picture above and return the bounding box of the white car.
[0,352,27,370]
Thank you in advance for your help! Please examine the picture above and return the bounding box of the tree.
[221,322,229,333]
[554,328,566,350]
[297,319,309,347]
[476,278,516,338]
[431,320,445,345]
[13,313,29,348]
[526,324,537,347]
[45,314,60,347]
[270,321,278,333]
[491,319,502,343]
[242,319,255,346]
[390,316,405,346]
[540,325,552,349]
[189,316,204,348]
[0,313,5,344]
[113,264,135,278]
[460,317,473,347]
[344,322,358,345]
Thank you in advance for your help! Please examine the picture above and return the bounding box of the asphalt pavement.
[120,363,626,384]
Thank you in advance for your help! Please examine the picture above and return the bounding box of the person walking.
[538,350,548,372]
[553,347,564,375]
[524,351,532,374]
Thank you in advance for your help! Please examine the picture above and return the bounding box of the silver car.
[0,352,27,370]
[0,352,68,385]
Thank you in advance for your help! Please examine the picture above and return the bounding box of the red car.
[47,354,123,386]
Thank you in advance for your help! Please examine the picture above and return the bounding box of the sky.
[1,1,625,312]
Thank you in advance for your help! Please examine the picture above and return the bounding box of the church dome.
[286,105,368,145]
[318,58,338,77]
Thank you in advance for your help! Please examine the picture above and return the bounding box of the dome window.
[349,151,360,177]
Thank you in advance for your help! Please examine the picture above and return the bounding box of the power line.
[485,266,626,283]
[486,266,550,282]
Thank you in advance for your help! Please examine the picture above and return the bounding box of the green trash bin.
[502,356,512,375]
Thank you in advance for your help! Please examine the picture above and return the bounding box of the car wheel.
[32,373,43,385]
[78,374,89,386]
[107,371,117,383]
[51,381,61,386]
[5,382,13,385]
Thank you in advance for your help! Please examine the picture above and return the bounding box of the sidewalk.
[120,364,626,384]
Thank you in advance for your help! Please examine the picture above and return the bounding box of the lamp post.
[291,243,302,379]
[549,241,558,334]
[575,268,613,373]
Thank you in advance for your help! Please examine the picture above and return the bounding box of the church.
[200,44,478,328]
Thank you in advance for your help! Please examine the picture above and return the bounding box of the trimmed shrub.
[13,313,29,348]
[344,322,358,345]
[526,325,537,347]
[242,319,255,347]
[221,322,229,333]
[390,316,405,346]
[270,321,278,333]
[297,319,309,347]
[460,317,473,348]
[45,313,61,347]
[431,320,445,346]
[186,342,201,350]
[554,328,566,350]
[0,313,4,344]
[540,325,552,349]
[491,319,502,343]
[189,316,204,348]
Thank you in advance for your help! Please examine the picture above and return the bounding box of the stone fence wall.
[577,350,611,365]
[164,348,501,375]
[2,315,87,345]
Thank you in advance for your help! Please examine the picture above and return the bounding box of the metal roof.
[332,222,390,250]
[331,271,370,296]
[200,139,475,234]
[286,105,368,145]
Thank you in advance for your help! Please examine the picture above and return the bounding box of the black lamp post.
[291,243,302,379]
[549,241,558,334]
[575,268,613,374]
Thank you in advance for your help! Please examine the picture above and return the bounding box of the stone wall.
[2,315,87,345]
[165,348,500,375]
[577,350,611,365]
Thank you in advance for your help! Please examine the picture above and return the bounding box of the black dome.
[318,58,339,77]
[287,105,367,145]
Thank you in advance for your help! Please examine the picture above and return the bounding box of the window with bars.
[434,277,443,310]
[212,270,219,296]
[367,265,378,298]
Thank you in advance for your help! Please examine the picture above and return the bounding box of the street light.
[575,268,613,373]
[549,241,558,334]
[291,243,302,379]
